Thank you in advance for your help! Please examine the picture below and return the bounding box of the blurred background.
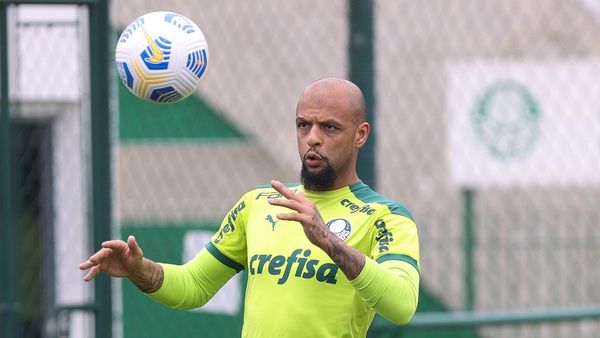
[1,0,600,337]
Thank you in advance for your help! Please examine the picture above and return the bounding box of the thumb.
[127,235,144,258]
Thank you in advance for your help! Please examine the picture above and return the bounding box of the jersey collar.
[303,180,366,200]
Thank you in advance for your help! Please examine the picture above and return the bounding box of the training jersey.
[208,180,420,338]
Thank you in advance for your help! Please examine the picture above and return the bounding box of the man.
[80,78,420,337]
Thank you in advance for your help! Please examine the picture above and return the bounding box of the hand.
[79,235,145,281]
[268,180,365,280]
[268,180,330,247]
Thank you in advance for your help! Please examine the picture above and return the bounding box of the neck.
[329,163,360,190]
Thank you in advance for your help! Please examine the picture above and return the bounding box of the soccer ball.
[115,11,209,103]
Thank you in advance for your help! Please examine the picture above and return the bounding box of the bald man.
[80,78,420,337]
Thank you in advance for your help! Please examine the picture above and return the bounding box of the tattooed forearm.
[130,259,164,293]
[323,234,365,280]
[310,208,366,280]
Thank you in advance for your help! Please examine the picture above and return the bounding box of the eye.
[324,123,336,130]
[297,121,309,129]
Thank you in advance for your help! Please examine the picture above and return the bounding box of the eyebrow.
[321,119,343,128]
[296,117,343,127]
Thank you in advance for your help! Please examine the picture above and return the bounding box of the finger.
[295,191,310,205]
[271,180,299,201]
[127,235,143,257]
[79,260,96,270]
[102,239,128,251]
[83,265,101,281]
[88,248,113,265]
[276,212,308,223]
[268,198,303,212]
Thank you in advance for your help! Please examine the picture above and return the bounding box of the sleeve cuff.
[349,256,379,289]
[146,263,173,299]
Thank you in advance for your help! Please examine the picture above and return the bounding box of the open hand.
[79,235,145,281]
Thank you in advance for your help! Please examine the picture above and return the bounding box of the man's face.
[296,89,360,191]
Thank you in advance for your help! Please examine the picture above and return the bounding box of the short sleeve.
[370,213,420,273]
[207,193,250,272]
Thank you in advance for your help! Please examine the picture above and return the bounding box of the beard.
[300,158,336,191]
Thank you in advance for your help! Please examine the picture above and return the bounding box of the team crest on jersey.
[326,218,352,241]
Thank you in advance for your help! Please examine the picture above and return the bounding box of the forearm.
[129,258,164,293]
[317,230,365,280]
[350,258,419,325]
[146,248,237,310]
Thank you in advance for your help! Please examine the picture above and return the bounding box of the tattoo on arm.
[130,259,164,293]
[312,207,365,280]
[324,235,365,280]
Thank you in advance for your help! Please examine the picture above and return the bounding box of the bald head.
[296,78,366,124]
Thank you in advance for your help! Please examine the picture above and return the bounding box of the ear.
[355,122,370,148]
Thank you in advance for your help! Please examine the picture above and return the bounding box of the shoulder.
[349,181,413,220]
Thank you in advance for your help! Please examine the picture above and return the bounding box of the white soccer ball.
[115,11,209,103]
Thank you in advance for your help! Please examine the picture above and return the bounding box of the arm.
[286,209,419,324]
[80,236,238,310]
[298,214,365,279]
[148,248,238,309]
[350,259,419,325]
[130,258,164,293]
[268,180,365,279]
[149,194,249,308]
[268,180,419,324]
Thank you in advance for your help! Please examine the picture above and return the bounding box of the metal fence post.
[349,0,376,189]
[0,3,16,337]
[88,1,112,337]
[463,188,476,311]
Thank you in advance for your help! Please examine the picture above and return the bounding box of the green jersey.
[208,181,420,337]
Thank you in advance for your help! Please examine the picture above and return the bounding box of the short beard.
[300,161,336,191]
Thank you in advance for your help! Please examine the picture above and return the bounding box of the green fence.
[2,1,600,338]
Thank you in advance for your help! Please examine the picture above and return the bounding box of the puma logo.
[266,215,278,231]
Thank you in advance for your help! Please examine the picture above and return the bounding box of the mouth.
[303,150,325,168]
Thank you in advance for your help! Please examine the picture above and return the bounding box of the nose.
[306,126,322,147]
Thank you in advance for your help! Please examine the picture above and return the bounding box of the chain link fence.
[2,4,95,338]
[2,1,599,337]
[374,2,600,338]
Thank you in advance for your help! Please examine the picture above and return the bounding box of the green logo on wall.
[473,81,541,160]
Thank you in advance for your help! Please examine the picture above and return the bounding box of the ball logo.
[326,218,352,241]
[140,27,171,70]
